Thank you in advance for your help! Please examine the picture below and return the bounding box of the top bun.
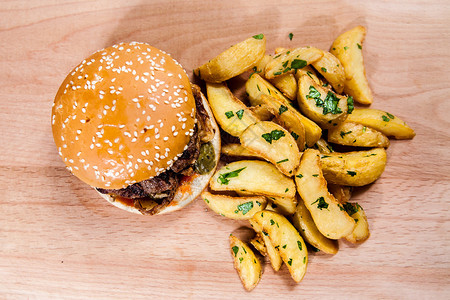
[52,42,196,189]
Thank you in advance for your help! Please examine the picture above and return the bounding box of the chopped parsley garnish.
[225,111,234,119]
[279,105,288,115]
[289,32,294,40]
[285,188,289,193]
[282,244,287,249]
[232,246,239,256]
[311,196,329,210]
[242,247,247,254]
[239,257,243,262]
[323,83,329,87]
[306,70,313,79]
[340,130,352,138]
[276,158,289,164]
[338,204,344,211]
[343,202,359,215]
[321,155,331,158]
[312,174,319,177]
[382,115,390,122]
[287,258,293,266]
[237,201,254,215]
[291,131,299,140]
[364,153,377,157]
[296,174,303,179]
[357,43,362,49]
[256,84,261,91]
[291,59,307,70]
[297,240,303,251]
[270,219,275,225]
[274,71,282,76]
[282,61,289,68]
[256,201,262,206]
[386,112,395,119]
[306,86,342,115]
[262,129,285,144]
[262,231,268,236]
[204,198,209,203]
[344,46,349,50]
[347,96,354,114]
[217,167,246,185]
[236,109,244,120]
[362,126,367,132]
[347,170,357,176]
[303,257,306,264]
[253,34,264,39]
[326,144,334,152]
[321,67,327,73]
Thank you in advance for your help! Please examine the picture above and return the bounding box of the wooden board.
[1,0,449,298]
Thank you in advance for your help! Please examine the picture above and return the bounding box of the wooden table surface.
[1,0,449,299]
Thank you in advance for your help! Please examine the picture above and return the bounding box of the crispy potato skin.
[206,82,259,137]
[346,108,415,139]
[210,160,296,198]
[201,191,267,219]
[311,51,346,94]
[330,26,373,104]
[328,121,390,148]
[295,149,356,239]
[292,198,339,254]
[240,121,301,177]
[319,148,387,186]
[251,210,308,282]
[195,35,266,83]
[229,235,262,291]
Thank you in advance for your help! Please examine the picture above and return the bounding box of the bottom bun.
[96,87,221,215]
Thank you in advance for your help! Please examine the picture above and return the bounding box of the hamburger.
[52,42,220,215]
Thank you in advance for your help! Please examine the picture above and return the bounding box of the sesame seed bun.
[52,42,220,214]
[98,89,221,215]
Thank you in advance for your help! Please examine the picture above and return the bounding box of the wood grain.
[1,0,449,298]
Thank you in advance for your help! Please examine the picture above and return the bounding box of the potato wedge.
[328,121,390,147]
[252,54,272,75]
[315,138,334,154]
[291,197,339,254]
[251,210,308,283]
[195,35,266,83]
[295,149,356,239]
[328,184,352,204]
[330,26,373,104]
[206,82,259,137]
[248,104,274,121]
[250,233,267,256]
[264,47,323,79]
[240,121,301,176]
[246,74,322,147]
[201,191,267,219]
[249,219,283,271]
[238,191,297,216]
[266,196,297,215]
[229,235,262,291]
[311,51,346,94]
[319,148,387,186]
[345,108,415,139]
[297,74,349,128]
[210,160,296,198]
[256,95,306,151]
[293,65,321,85]
[221,143,264,159]
[270,73,297,100]
[342,202,370,243]
[246,73,291,104]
